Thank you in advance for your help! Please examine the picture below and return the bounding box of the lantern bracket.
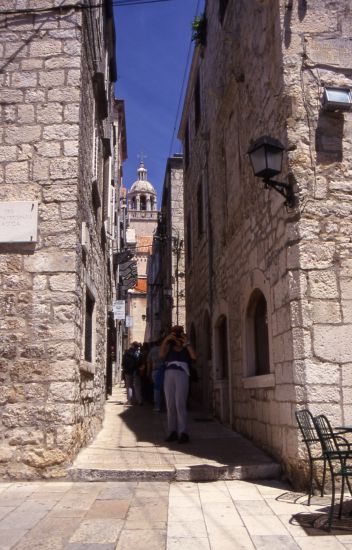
[263,177,295,208]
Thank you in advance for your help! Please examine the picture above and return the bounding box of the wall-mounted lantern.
[248,136,295,208]
[322,87,352,112]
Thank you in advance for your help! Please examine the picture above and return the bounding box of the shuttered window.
[84,292,95,362]
[254,293,270,376]
[102,156,110,221]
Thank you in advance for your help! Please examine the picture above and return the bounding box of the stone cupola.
[128,161,157,212]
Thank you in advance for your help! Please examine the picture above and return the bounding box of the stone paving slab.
[0,480,352,549]
[69,385,280,482]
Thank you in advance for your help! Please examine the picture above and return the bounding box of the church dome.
[129,161,156,196]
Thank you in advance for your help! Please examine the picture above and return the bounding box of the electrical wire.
[115,0,172,4]
[167,0,201,158]
[0,0,173,16]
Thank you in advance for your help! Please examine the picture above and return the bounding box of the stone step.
[68,385,281,483]
[69,456,280,483]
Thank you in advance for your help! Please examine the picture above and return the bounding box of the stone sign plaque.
[306,38,352,69]
[0,201,38,243]
[113,300,125,320]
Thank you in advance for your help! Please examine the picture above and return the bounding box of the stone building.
[126,161,158,344]
[0,0,123,478]
[110,99,128,393]
[179,0,352,484]
[147,155,186,342]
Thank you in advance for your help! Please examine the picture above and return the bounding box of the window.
[104,50,109,94]
[84,291,95,363]
[102,155,111,221]
[197,178,204,238]
[246,289,270,376]
[140,195,147,210]
[219,0,229,24]
[215,315,228,379]
[92,103,99,181]
[194,73,201,132]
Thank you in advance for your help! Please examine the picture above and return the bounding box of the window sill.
[80,360,95,375]
[242,373,275,389]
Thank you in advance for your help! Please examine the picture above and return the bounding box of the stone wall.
[280,0,352,482]
[0,1,116,478]
[167,157,186,330]
[180,0,352,485]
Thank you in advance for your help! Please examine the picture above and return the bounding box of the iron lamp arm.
[263,177,295,208]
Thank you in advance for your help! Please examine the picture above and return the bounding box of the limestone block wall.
[0,1,113,478]
[180,0,352,484]
[168,160,186,329]
[279,0,352,482]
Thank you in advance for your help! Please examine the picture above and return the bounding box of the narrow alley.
[1,386,352,549]
[1,1,352,548]
[69,384,279,482]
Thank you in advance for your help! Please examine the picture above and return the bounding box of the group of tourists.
[121,326,196,444]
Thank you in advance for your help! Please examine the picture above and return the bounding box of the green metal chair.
[313,414,352,531]
[295,409,327,505]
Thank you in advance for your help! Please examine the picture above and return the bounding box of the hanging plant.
[191,13,207,47]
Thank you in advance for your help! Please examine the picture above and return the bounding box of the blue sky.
[114,0,204,202]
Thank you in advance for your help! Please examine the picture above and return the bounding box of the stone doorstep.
[175,463,281,482]
[68,462,281,482]
[68,468,175,482]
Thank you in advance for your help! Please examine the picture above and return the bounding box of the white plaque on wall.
[0,201,38,243]
[113,300,126,320]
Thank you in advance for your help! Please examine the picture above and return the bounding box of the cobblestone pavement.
[1,479,352,549]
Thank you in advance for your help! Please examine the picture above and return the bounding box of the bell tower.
[126,161,158,343]
[127,161,158,235]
